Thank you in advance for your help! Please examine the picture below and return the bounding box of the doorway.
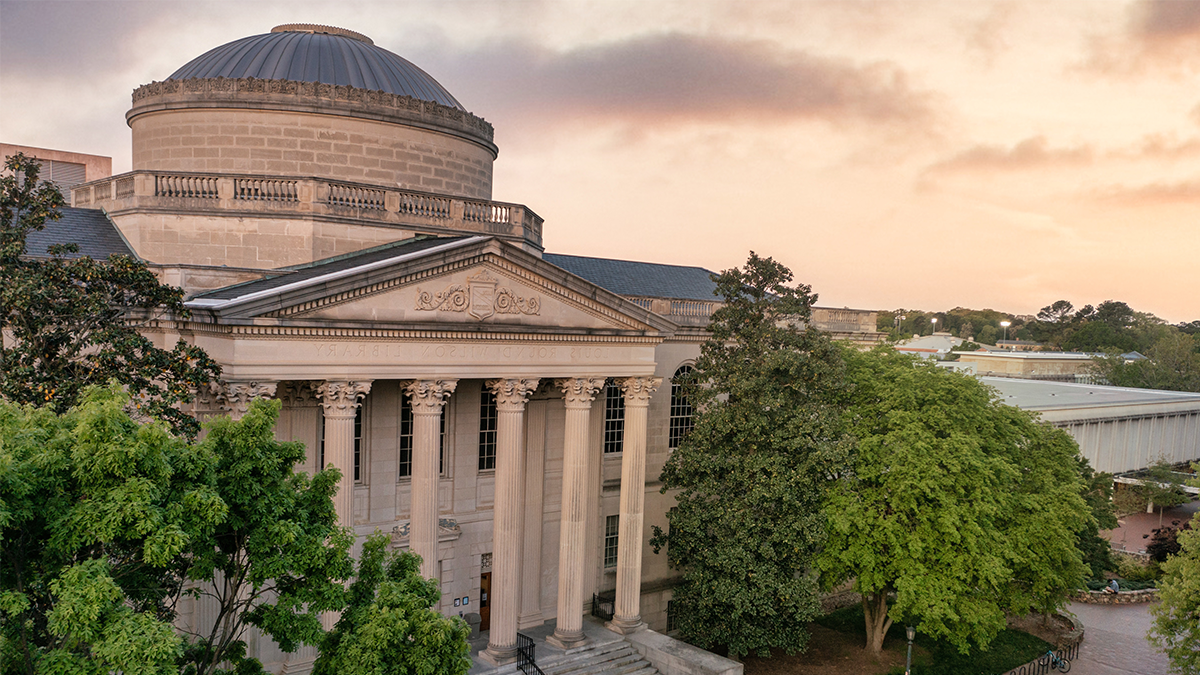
[479,571,491,632]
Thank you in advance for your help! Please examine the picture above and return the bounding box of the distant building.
[954,351,1098,380]
[1,143,111,192]
[995,339,1042,351]
[895,332,963,359]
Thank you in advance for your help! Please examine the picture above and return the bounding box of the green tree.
[819,348,1090,654]
[0,153,219,438]
[0,387,353,675]
[0,384,225,674]
[1076,461,1118,580]
[181,399,353,675]
[313,533,470,675]
[1093,332,1200,393]
[1150,466,1200,674]
[650,252,849,659]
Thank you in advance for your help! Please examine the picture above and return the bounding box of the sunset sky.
[2,0,1198,322]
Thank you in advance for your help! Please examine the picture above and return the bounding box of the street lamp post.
[930,317,937,335]
[905,625,915,675]
[1000,320,1011,344]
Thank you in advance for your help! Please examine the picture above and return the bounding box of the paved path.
[1066,602,1170,675]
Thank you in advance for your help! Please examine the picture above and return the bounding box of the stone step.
[548,651,639,675]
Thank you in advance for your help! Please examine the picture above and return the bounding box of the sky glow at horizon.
[1,0,1197,322]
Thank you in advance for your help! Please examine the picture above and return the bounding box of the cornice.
[128,77,496,156]
[172,321,665,344]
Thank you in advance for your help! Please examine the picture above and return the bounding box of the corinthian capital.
[221,381,278,415]
[555,377,606,409]
[486,378,541,412]
[619,376,662,407]
[316,381,372,418]
[278,381,322,407]
[404,379,458,414]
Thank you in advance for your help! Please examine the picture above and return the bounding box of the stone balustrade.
[72,170,544,250]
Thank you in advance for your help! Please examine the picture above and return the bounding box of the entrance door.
[479,571,491,632]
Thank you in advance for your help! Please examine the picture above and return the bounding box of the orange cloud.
[924,136,1093,174]
[1093,178,1200,204]
[1081,0,1200,76]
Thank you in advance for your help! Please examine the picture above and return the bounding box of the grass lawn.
[809,605,1052,675]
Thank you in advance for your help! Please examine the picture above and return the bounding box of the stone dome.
[168,24,465,110]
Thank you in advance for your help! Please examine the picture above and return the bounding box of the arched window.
[668,365,694,449]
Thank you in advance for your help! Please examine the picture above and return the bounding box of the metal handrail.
[515,633,545,675]
[591,591,615,621]
[1001,641,1081,675]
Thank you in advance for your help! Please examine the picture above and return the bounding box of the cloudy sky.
[2,0,1198,322]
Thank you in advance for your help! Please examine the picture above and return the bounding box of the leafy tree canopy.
[1150,466,1200,674]
[0,153,219,438]
[0,386,354,675]
[1092,333,1200,393]
[313,533,470,675]
[650,252,850,659]
[819,347,1091,654]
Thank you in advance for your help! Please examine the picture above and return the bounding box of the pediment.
[195,238,671,334]
[284,262,646,331]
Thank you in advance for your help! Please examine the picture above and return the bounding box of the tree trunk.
[862,591,893,654]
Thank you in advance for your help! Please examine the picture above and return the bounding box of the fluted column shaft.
[405,379,457,580]
[607,376,661,634]
[481,378,540,666]
[317,381,371,527]
[548,377,605,649]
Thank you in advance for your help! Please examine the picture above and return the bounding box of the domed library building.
[12,24,884,673]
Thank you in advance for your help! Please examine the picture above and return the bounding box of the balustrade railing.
[115,176,135,198]
[235,178,298,202]
[671,300,714,317]
[156,174,218,199]
[396,191,452,219]
[73,171,543,247]
[327,182,386,210]
[591,591,615,621]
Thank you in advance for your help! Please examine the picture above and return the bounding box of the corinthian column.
[480,378,540,667]
[548,377,605,650]
[404,379,457,580]
[221,381,278,420]
[316,381,372,527]
[607,376,661,635]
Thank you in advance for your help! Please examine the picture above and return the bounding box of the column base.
[546,629,590,651]
[478,646,519,666]
[605,617,646,635]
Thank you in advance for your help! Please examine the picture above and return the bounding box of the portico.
[177,235,676,665]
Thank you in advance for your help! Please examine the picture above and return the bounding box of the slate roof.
[193,235,473,301]
[543,253,719,302]
[23,207,135,260]
[169,28,465,110]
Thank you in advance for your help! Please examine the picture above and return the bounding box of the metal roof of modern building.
[23,207,135,260]
[543,253,719,301]
[168,25,465,110]
[984,376,1200,413]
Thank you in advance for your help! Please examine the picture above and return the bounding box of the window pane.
[603,381,624,454]
[353,405,364,482]
[478,389,497,470]
[398,396,414,478]
[668,366,694,450]
[604,514,620,568]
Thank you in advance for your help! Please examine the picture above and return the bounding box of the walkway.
[1067,602,1170,675]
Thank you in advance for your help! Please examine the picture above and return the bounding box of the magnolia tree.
[651,252,850,659]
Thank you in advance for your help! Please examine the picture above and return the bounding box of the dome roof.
[168,24,465,110]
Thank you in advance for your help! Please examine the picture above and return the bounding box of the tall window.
[398,398,447,479]
[478,389,498,471]
[668,365,695,450]
[604,515,620,568]
[603,381,625,454]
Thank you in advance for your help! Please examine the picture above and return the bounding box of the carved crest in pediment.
[415,270,540,321]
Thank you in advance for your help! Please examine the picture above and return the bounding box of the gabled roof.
[543,253,718,301]
[193,235,470,301]
[23,207,135,260]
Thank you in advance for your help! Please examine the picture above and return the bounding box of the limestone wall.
[131,108,494,199]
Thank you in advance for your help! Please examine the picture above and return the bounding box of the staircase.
[482,639,658,675]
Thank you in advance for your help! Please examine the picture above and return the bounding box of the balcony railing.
[72,170,544,250]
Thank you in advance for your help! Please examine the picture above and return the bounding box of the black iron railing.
[1002,642,1081,675]
[591,591,615,621]
[516,633,545,675]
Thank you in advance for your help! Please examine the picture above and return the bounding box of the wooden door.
[479,571,491,632]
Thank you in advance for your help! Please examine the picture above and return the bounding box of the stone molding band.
[128,78,497,155]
